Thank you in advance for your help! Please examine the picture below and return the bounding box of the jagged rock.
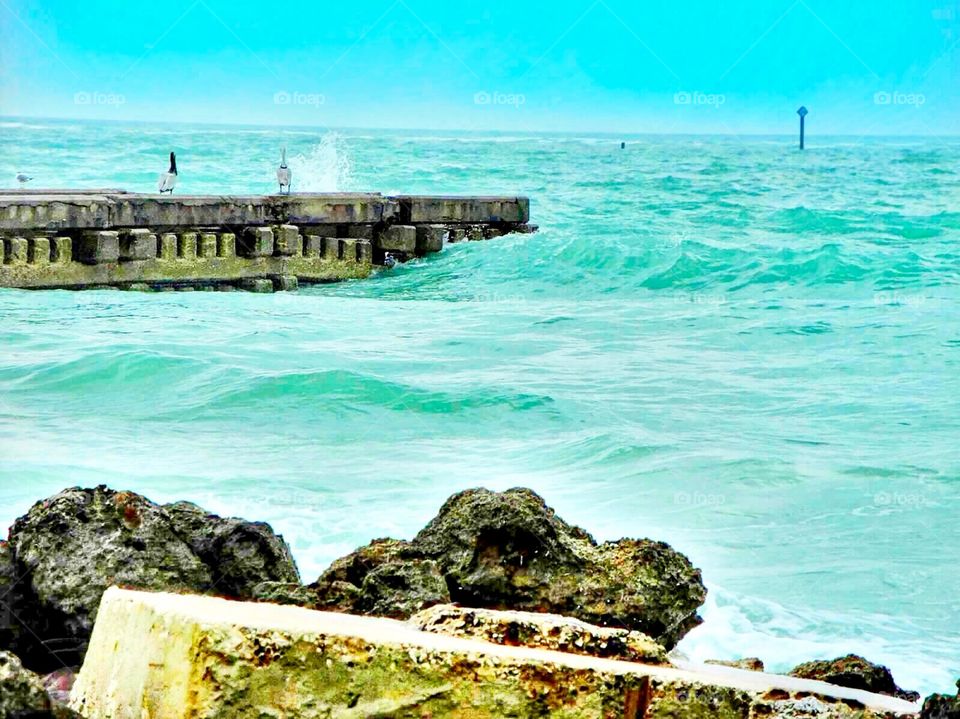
[790,654,919,702]
[312,488,706,648]
[163,501,299,597]
[0,649,75,718]
[310,539,450,617]
[922,680,960,719]
[6,486,299,671]
[707,657,765,671]
[409,604,668,664]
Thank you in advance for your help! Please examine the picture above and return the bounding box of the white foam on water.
[679,582,957,696]
[290,133,352,192]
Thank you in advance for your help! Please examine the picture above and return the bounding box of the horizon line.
[2,113,959,139]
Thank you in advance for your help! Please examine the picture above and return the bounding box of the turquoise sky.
[1,0,957,134]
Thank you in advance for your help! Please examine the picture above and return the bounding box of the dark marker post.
[797,106,808,150]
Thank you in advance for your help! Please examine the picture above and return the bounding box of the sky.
[0,0,958,134]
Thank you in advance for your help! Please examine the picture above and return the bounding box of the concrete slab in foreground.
[70,588,917,719]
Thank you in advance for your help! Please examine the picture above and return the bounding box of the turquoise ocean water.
[1,118,958,693]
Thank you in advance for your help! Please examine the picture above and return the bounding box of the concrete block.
[240,227,274,258]
[239,278,274,293]
[126,283,152,292]
[28,237,50,265]
[346,224,374,240]
[484,227,504,239]
[357,239,372,264]
[448,228,467,243]
[303,235,323,259]
[467,226,485,241]
[512,223,538,234]
[71,589,916,719]
[0,239,4,264]
[77,231,119,265]
[396,195,529,224]
[376,225,417,253]
[322,237,340,261]
[340,238,358,263]
[273,275,298,291]
[159,233,178,261]
[275,224,301,256]
[119,229,157,261]
[198,233,217,258]
[51,237,72,263]
[4,237,27,264]
[416,225,446,255]
[217,233,236,258]
[178,232,198,260]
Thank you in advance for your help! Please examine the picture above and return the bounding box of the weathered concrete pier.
[0,191,534,291]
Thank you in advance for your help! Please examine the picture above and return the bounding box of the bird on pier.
[276,147,291,194]
[16,173,32,185]
[157,152,178,194]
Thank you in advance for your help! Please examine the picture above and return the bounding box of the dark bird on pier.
[157,152,178,193]
[16,173,32,185]
[276,147,291,194]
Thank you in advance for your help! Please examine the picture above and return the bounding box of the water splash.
[290,133,351,191]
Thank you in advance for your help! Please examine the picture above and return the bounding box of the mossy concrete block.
[346,224,374,240]
[178,232,197,260]
[4,237,28,264]
[240,227,273,258]
[322,237,340,261]
[217,233,235,258]
[77,231,119,265]
[159,233,178,261]
[28,237,50,265]
[273,275,298,291]
[416,225,446,255]
[467,225,485,241]
[126,283,152,292]
[119,229,157,261]
[448,228,466,243]
[70,589,918,719]
[341,238,358,263]
[397,196,529,224]
[303,235,322,258]
[198,233,217,259]
[357,239,372,264]
[239,278,274,293]
[484,227,504,239]
[377,225,417,253]
[275,225,301,256]
[52,236,72,263]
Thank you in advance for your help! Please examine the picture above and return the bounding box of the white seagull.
[276,147,291,194]
[16,173,32,185]
[383,252,398,269]
[157,152,178,194]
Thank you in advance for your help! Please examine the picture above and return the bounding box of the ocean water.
[1,119,958,694]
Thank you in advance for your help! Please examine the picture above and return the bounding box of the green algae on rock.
[5,485,299,671]
[310,488,707,649]
[69,588,919,719]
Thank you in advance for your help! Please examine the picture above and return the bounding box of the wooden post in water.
[797,106,808,150]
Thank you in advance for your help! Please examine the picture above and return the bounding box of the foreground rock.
[4,486,299,671]
[707,657,765,672]
[790,655,920,702]
[923,680,960,719]
[409,604,669,664]
[310,488,707,648]
[70,588,918,719]
[0,649,78,718]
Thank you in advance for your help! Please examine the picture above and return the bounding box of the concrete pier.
[0,191,534,291]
